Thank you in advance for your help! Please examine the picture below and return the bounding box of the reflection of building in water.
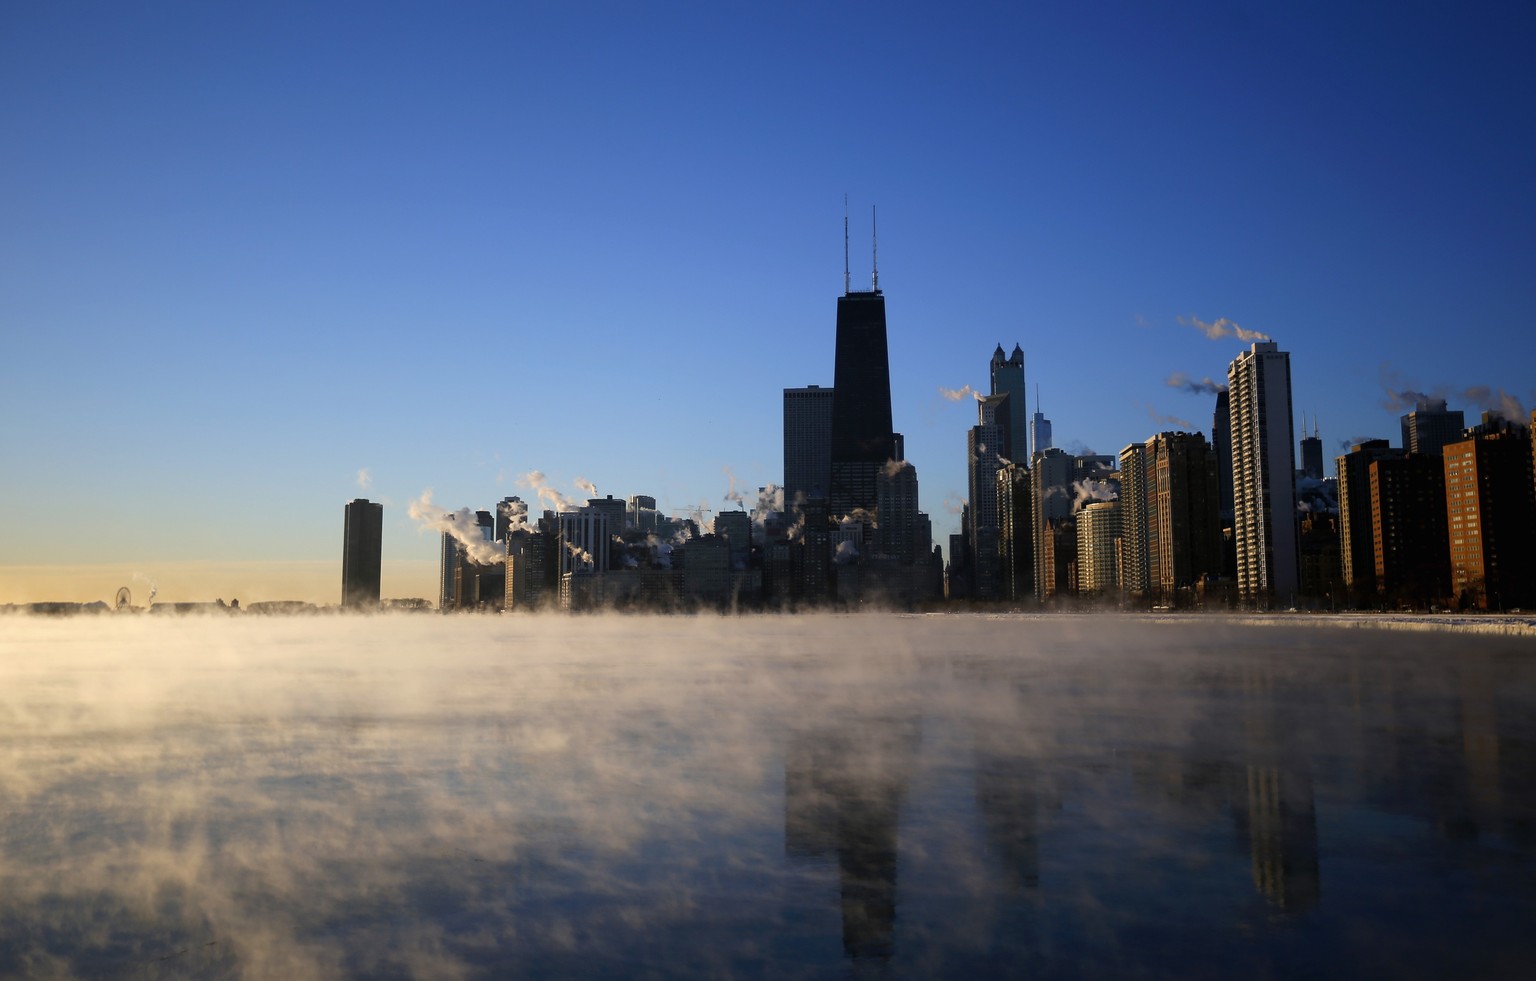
[973,752,1041,893]
[1236,661,1320,911]
[1235,766,1320,911]
[784,717,920,961]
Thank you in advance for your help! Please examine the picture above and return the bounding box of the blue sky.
[3,2,1533,602]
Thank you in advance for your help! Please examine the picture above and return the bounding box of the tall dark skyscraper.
[342,498,383,609]
[829,260,895,524]
[784,384,834,504]
[989,344,1027,464]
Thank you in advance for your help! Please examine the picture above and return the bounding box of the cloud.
[356,468,373,492]
[939,384,978,402]
[574,477,599,499]
[1178,315,1271,343]
[1164,372,1227,396]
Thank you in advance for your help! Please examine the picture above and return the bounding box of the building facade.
[341,498,383,609]
[784,385,834,505]
[1227,342,1299,605]
[1401,398,1466,456]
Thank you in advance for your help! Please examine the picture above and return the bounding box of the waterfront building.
[341,498,383,609]
[1227,342,1299,605]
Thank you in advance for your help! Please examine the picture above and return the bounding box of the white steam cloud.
[407,490,504,564]
[356,468,373,492]
[1072,478,1118,511]
[1179,315,1271,343]
[939,384,980,402]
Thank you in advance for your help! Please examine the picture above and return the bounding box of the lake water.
[1,614,1533,978]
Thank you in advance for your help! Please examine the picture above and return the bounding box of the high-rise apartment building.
[1444,424,1536,609]
[341,498,383,609]
[1076,500,1122,596]
[1335,439,1404,603]
[1117,443,1150,598]
[1369,455,1450,606]
[784,385,834,505]
[1401,399,1465,457]
[1146,432,1222,604]
[1227,342,1299,605]
[989,343,1027,463]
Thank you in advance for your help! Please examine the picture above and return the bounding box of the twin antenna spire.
[843,195,879,294]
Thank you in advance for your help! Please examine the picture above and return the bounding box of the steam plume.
[574,477,598,499]
[939,385,979,402]
[408,490,504,564]
[356,468,373,492]
[1179,315,1270,343]
[1165,372,1227,396]
[1144,403,1194,430]
[1072,478,1118,511]
[517,471,580,513]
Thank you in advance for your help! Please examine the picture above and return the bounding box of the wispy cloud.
[356,468,372,492]
[1178,315,1271,343]
[938,384,978,402]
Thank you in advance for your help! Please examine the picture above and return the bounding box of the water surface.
[1,614,1532,978]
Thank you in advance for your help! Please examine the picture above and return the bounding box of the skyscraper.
[1401,398,1465,456]
[341,498,383,609]
[1335,439,1404,604]
[828,246,895,527]
[1227,341,1299,605]
[1444,421,1536,609]
[784,385,834,505]
[1370,455,1450,606]
[990,343,1027,463]
[1299,419,1324,480]
[1146,432,1222,604]
[1031,447,1073,602]
[1030,386,1053,458]
[968,393,1011,599]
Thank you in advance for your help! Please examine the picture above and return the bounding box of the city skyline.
[4,3,1534,604]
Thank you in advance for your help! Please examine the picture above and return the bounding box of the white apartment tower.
[1227,341,1299,604]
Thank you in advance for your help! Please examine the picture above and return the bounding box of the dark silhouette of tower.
[342,498,383,609]
[828,211,896,527]
[990,343,1027,463]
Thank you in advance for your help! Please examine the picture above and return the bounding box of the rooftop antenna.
[871,205,879,292]
[843,194,850,295]
[1035,383,1041,414]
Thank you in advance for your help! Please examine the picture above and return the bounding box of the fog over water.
[2,615,1533,978]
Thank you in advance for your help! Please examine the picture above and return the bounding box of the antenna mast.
[843,194,850,295]
[871,205,879,292]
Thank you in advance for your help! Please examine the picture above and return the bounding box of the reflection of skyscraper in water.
[973,751,1042,893]
[1235,661,1320,912]
[784,716,920,961]
[1236,766,1320,911]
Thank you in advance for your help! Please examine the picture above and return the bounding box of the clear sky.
[3,1,1533,604]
